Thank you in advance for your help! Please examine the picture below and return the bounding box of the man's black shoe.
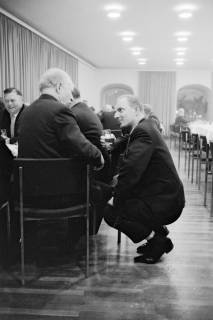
[136,226,169,254]
[134,236,174,264]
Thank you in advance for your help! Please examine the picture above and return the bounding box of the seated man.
[143,103,161,132]
[104,95,185,264]
[70,87,111,184]
[17,68,111,251]
[173,108,188,132]
[1,88,26,144]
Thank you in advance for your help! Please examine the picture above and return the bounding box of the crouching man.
[104,95,185,263]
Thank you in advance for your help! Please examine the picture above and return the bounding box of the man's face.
[4,91,23,116]
[114,97,137,128]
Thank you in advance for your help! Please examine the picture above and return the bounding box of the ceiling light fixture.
[138,61,146,65]
[174,4,198,20]
[177,37,188,42]
[107,11,120,18]
[104,3,125,19]
[119,31,136,37]
[176,61,184,65]
[132,51,141,56]
[175,47,187,52]
[177,51,185,56]
[178,11,193,19]
[174,4,198,12]
[174,31,191,37]
[122,36,133,42]
[174,58,185,62]
[104,4,124,11]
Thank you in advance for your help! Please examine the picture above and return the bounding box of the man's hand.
[107,197,114,206]
[93,153,104,171]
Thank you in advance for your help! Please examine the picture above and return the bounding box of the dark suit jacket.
[114,118,185,221]
[18,94,102,168]
[0,105,26,144]
[71,102,111,182]
[99,111,120,130]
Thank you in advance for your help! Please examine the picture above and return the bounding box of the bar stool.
[169,124,179,149]
[203,140,212,207]
[209,142,213,214]
[188,133,200,184]
[178,127,191,170]
[198,135,209,190]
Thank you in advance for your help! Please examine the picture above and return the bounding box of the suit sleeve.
[55,107,102,167]
[114,127,153,207]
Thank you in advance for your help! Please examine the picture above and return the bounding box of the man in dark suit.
[69,87,112,232]
[104,95,185,264]
[18,68,107,252]
[1,88,26,144]
[98,107,121,131]
[70,87,111,183]
[18,70,103,168]
[143,103,162,132]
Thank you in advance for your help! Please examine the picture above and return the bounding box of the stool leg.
[117,230,121,244]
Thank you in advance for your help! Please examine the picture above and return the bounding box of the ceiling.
[0,0,213,70]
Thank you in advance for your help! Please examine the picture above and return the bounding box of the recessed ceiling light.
[176,61,184,65]
[119,31,136,37]
[174,58,185,62]
[174,31,191,37]
[132,51,141,56]
[175,47,187,52]
[177,37,188,42]
[122,36,133,42]
[174,4,198,12]
[104,4,124,11]
[104,3,125,19]
[178,11,193,18]
[177,51,185,56]
[138,61,146,65]
[107,11,121,18]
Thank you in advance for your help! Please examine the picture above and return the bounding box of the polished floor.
[0,145,213,319]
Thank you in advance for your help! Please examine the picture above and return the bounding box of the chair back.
[12,158,89,209]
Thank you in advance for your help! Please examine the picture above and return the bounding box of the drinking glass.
[1,129,7,139]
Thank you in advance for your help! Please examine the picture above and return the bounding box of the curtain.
[0,13,78,104]
[138,71,176,134]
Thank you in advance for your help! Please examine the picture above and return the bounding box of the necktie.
[10,114,16,137]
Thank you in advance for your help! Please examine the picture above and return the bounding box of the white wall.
[78,61,99,110]
[78,65,213,118]
[96,69,138,108]
[78,67,138,111]
[176,70,212,90]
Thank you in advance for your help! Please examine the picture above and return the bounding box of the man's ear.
[55,82,62,94]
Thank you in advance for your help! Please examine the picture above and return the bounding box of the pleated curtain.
[0,13,78,104]
[138,71,176,134]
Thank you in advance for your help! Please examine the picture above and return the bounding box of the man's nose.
[114,111,119,119]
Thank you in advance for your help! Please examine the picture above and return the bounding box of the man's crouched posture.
[104,95,185,264]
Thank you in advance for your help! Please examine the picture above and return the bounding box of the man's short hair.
[39,68,74,92]
[72,87,81,99]
[4,87,22,96]
[117,94,144,112]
